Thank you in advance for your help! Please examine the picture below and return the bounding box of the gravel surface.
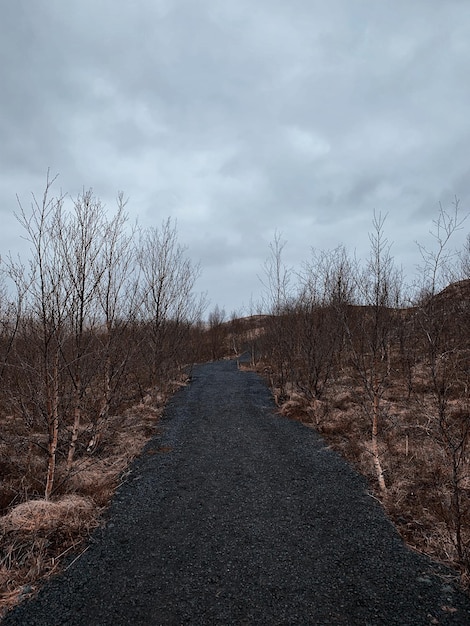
[3,358,470,625]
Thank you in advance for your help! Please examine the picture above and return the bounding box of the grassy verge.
[0,381,187,617]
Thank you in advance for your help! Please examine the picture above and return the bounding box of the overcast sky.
[1,0,469,315]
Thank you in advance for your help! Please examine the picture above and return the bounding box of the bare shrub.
[253,201,469,583]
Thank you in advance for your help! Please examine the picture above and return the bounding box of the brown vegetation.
[0,176,204,615]
[209,275,470,589]
[0,374,193,615]
[1,183,469,614]
[247,205,470,586]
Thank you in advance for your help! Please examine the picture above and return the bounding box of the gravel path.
[3,359,470,625]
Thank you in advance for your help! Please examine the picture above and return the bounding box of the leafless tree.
[416,198,465,296]
[137,218,202,388]
[260,231,292,315]
[53,189,108,469]
[295,245,355,402]
[414,200,469,567]
[87,193,140,452]
[207,305,226,361]
[341,213,404,493]
[259,232,295,401]
[12,174,69,499]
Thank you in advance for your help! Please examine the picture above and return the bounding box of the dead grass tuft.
[0,495,99,616]
[0,388,170,616]
[275,369,470,588]
[1,496,95,534]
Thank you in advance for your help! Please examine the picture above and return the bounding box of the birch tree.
[415,200,469,567]
[342,213,403,493]
[137,218,202,387]
[259,232,294,401]
[296,245,355,401]
[56,189,107,469]
[87,194,139,451]
[13,174,68,499]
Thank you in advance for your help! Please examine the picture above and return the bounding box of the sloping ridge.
[3,359,470,625]
[436,278,470,300]
[433,278,470,309]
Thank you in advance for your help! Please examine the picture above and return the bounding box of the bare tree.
[54,189,108,469]
[137,218,202,388]
[260,231,292,315]
[259,232,295,401]
[341,213,403,493]
[87,194,140,452]
[414,200,469,568]
[13,174,69,499]
[295,245,355,402]
[207,304,226,361]
[416,198,465,296]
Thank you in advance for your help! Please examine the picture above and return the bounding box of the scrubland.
[239,209,470,588]
[1,183,469,615]
[0,177,207,614]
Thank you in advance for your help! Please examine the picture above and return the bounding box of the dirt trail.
[3,359,470,625]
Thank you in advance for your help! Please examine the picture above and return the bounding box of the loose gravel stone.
[3,359,470,625]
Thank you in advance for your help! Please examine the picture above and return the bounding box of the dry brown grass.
[1,496,95,533]
[225,338,470,586]
[0,495,99,614]
[0,380,183,617]
[275,368,470,587]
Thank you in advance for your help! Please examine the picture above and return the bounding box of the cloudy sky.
[1,0,469,315]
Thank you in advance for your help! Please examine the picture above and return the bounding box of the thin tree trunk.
[45,351,59,500]
[88,347,111,453]
[372,386,387,493]
[67,391,81,471]
[451,455,463,563]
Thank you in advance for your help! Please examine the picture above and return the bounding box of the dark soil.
[3,359,470,625]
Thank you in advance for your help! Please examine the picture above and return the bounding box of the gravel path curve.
[3,359,470,625]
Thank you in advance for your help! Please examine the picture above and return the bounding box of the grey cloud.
[1,1,470,312]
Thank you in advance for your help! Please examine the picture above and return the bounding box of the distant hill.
[434,278,470,303]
